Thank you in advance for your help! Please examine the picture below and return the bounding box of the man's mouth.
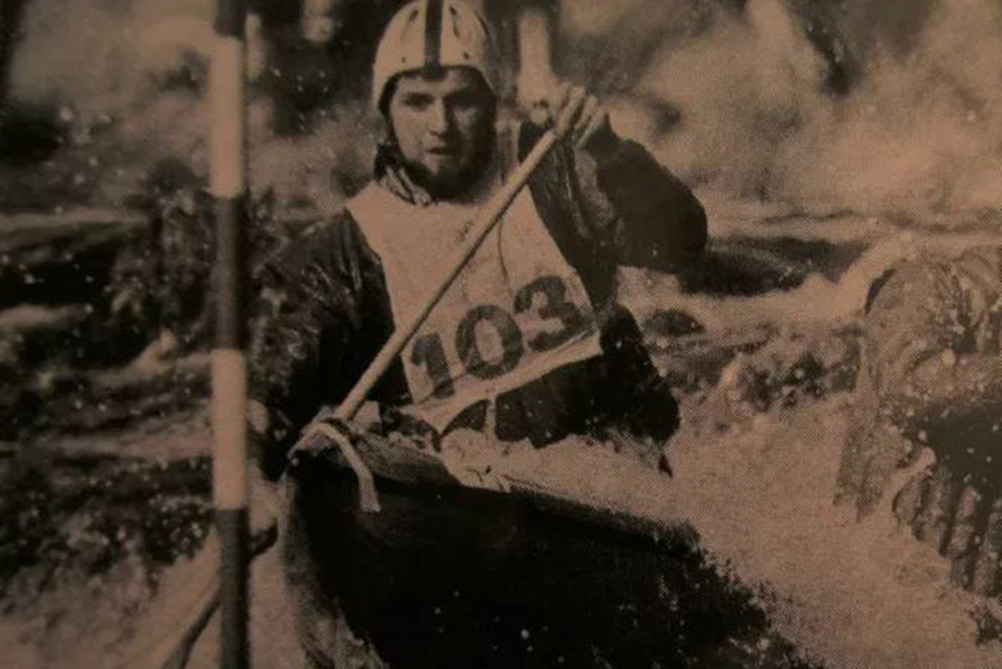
[427,145,458,156]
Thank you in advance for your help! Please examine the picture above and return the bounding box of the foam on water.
[620,226,1002,342]
[660,394,1002,668]
[609,234,1002,667]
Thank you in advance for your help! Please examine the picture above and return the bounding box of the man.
[836,246,1002,597]
[250,0,707,481]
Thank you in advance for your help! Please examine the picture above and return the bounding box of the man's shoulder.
[302,204,363,242]
[273,204,371,276]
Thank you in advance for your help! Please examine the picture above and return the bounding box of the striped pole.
[209,1,250,668]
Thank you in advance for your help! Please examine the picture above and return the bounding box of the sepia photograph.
[2,0,1002,667]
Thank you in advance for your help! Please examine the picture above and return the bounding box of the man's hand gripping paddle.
[144,105,581,669]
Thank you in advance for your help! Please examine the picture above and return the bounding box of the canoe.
[280,430,816,668]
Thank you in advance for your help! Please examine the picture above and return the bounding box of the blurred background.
[3,0,1000,215]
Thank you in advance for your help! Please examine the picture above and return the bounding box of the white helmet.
[372,0,501,111]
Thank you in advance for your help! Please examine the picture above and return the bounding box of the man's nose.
[428,100,451,134]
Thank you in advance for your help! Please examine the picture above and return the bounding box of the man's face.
[387,67,495,197]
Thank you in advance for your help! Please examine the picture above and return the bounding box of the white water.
[664,394,1001,668]
[615,230,1002,667]
[7,393,1000,669]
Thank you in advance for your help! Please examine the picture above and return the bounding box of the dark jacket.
[250,123,707,479]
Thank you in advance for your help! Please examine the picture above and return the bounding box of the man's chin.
[413,164,477,198]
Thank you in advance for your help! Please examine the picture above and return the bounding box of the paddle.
[300,123,566,511]
[145,118,574,669]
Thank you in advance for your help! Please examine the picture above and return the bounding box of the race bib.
[347,175,602,430]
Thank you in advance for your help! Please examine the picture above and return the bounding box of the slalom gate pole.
[209,1,250,668]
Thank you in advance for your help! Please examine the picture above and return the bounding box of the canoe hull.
[281,450,807,668]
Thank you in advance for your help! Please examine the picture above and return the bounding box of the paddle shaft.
[334,128,560,422]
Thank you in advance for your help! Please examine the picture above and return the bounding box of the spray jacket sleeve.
[517,121,707,299]
[592,138,707,272]
[248,216,406,480]
[536,114,708,275]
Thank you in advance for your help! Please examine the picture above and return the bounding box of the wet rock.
[0,102,67,169]
[0,304,91,369]
[688,327,861,418]
[681,240,810,296]
[0,212,141,310]
[735,328,860,408]
[644,309,706,338]
[0,448,212,602]
[656,327,773,393]
[677,237,869,297]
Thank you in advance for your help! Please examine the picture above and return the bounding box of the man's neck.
[378,141,500,207]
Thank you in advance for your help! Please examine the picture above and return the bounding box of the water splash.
[661,394,1002,668]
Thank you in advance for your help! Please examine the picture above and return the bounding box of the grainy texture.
[5,1,1002,668]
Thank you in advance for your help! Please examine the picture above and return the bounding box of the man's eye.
[402,95,432,109]
[449,93,480,110]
